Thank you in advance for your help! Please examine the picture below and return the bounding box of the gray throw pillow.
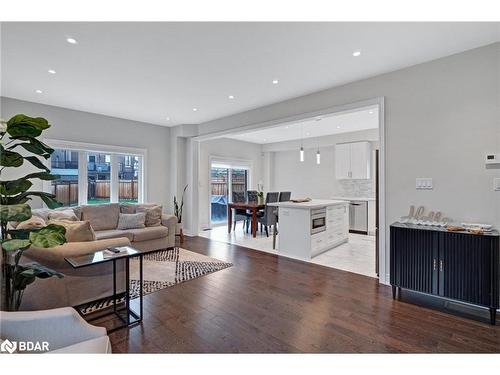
[117,213,146,230]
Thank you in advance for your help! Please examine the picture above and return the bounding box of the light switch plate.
[416,178,433,190]
[494,178,500,191]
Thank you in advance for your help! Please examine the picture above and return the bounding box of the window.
[46,141,145,207]
[50,149,79,207]
[209,159,251,226]
[87,152,111,205]
[118,154,140,204]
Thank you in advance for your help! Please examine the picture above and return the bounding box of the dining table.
[227,202,265,238]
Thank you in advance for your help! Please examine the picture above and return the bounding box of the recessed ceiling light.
[353,51,361,57]
[192,108,198,112]
[285,126,289,129]
[315,116,322,121]
[368,110,374,114]
[35,89,43,94]
[336,125,341,129]
[306,132,310,136]
[165,117,170,121]
[48,69,56,74]
[66,37,78,44]
[272,79,279,85]
[228,95,235,100]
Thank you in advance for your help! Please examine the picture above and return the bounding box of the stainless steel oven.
[311,207,327,234]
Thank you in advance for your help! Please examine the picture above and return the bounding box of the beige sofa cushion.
[16,216,46,230]
[48,209,79,221]
[120,204,136,214]
[136,205,162,227]
[49,220,96,242]
[95,229,134,241]
[81,204,119,231]
[127,226,168,242]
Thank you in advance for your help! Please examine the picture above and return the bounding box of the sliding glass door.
[209,162,249,226]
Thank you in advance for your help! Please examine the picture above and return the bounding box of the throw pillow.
[48,209,79,221]
[48,220,96,242]
[120,204,136,214]
[136,205,162,227]
[117,213,146,230]
[16,216,46,230]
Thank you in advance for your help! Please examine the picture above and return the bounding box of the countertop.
[268,199,348,209]
[331,196,376,201]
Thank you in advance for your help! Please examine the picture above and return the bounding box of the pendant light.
[299,124,304,162]
[316,147,321,165]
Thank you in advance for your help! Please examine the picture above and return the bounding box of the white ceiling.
[1,22,499,127]
[225,106,379,144]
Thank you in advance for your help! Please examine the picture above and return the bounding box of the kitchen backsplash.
[337,179,375,198]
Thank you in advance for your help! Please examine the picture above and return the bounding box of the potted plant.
[0,114,67,311]
[173,184,188,239]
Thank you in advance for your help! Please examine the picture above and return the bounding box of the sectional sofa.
[20,203,177,310]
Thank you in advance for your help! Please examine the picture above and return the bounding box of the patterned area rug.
[80,247,232,314]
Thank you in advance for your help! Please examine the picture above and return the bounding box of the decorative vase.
[258,196,264,205]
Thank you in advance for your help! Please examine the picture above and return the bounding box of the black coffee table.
[65,245,144,332]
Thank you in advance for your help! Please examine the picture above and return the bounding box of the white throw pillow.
[117,213,146,230]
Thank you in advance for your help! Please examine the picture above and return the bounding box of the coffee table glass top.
[65,245,139,268]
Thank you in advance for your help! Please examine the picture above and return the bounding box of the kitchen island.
[268,199,349,261]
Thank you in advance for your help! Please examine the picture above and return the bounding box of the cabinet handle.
[439,260,444,272]
[433,259,437,271]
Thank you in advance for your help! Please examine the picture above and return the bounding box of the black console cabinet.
[390,223,499,324]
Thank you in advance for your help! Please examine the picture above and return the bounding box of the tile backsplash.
[337,179,375,198]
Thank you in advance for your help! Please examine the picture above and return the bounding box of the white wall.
[0,97,172,209]
[198,138,263,230]
[195,42,500,283]
[265,129,379,199]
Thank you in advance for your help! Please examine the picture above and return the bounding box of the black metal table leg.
[392,285,397,299]
[125,257,130,325]
[140,254,143,319]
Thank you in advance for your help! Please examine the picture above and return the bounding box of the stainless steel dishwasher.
[349,200,368,234]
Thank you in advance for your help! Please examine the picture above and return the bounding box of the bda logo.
[0,339,17,354]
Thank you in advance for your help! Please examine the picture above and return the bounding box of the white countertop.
[268,199,348,209]
[331,196,376,201]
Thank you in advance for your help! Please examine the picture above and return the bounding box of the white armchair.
[0,307,111,353]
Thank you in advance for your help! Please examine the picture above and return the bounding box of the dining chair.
[244,190,258,233]
[257,204,278,237]
[232,191,248,231]
[278,191,291,202]
[265,192,279,203]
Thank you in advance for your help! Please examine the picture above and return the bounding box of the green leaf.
[0,179,33,196]
[6,114,50,138]
[24,172,60,181]
[8,136,54,159]
[4,191,62,208]
[7,228,35,240]
[0,145,24,167]
[29,224,66,248]
[24,156,50,172]
[1,239,31,252]
[0,204,31,222]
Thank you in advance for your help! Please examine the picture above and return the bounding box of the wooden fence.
[51,180,138,206]
[210,182,246,196]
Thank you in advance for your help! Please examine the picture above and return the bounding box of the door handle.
[433,259,437,271]
[439,260,444,272]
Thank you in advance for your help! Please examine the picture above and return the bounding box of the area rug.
[79,247,232,314]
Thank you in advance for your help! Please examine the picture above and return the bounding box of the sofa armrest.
[23,237,131,269]
[161,214,177,246]
[0,307,106,351]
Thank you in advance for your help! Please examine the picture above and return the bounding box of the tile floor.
[199,223,377,278]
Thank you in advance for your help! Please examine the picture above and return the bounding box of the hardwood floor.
[108,236,500,353]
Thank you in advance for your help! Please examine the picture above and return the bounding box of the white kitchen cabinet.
[335,141,371,179]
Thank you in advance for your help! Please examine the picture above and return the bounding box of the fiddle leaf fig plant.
[1,114,67,311]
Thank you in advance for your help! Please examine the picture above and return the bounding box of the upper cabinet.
[335,141,371,179]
